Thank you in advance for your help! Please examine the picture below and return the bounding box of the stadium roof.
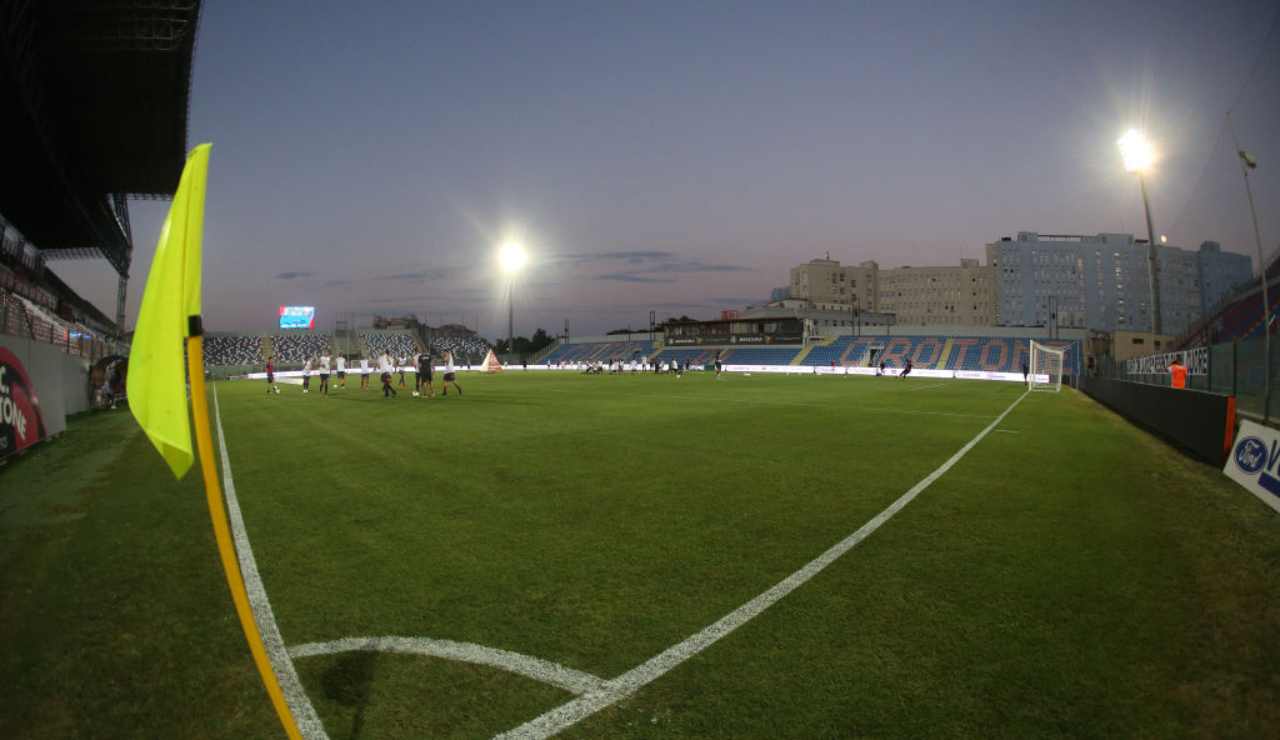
[0,1,202,276]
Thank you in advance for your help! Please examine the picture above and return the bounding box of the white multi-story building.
[788,256,994,326]
[986,232,1252,335]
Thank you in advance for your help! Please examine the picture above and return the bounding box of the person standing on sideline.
[1169,356,1188,390]
[335,353,347,389]
[318,352,331,395]
[265,356,280,395]
[441,351,463,396]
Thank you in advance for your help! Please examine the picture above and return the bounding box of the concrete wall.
[0,333,93,447]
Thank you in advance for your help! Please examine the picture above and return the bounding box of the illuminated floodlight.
[1118,129,1155,173]
[497,241,528,275]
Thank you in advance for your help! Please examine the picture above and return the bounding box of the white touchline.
[288,637,608,696]
[495,390,1031,740]
[212,386,330,740]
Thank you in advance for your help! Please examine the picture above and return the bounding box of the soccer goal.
[1029,340,1065,392]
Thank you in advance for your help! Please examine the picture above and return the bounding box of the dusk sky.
[53,0,1280,339]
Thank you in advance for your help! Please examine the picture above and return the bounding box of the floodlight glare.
[1118,129,1155,173]
[498,241,528,275]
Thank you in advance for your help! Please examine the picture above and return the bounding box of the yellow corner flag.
[124,144,305,738]
[127,143,210,478]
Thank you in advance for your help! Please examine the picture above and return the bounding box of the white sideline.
[495,390,1031,740]
[212,386,329,739]
[288,637,608,696]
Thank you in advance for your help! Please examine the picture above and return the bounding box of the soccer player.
[318,352,331,395]
[714,350,724,380]
[1022,360,1030,388]
[416,350,434,398]
[900,358,913,379]
[302,356,313,393]
[397,356,408,389]
[877,360,886,376]
[441,351,463,396]
[359,355,371,390]
[264,356,280,395]
[379,352,397,398]
[335,354,347,389]
[1169,357,1188,390]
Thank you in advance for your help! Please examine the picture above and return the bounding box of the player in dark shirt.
[416,351,434,398]
[714,350,723,380]
[1022,361,1030,387]
[265,357,279,395]
[900,359,913,379]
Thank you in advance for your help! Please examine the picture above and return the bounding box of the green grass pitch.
[2,372,1278,738]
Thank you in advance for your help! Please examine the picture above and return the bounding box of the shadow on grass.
[320,651,379,740]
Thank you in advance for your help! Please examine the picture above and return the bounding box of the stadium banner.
[0,335,86,457]
[0,345,48,457]
[1222,420,1280,515]
[667,335,803,346]
[1125,346,1209,377]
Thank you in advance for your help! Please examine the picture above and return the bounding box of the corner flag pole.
[186,320,303,740]
[128,143,303,738]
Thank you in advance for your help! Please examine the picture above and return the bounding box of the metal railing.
[1098,335,1280,421]
[1,289,115,362]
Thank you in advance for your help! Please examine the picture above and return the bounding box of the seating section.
[801,336,1080,375]
[427,335,491,364]
[543,341,656,365]
[650,347,718,366]
[272,334,332,363]
[362,331,420,360]
[204,336,263,366]
[718,346,801,365]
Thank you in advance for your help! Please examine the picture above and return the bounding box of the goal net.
[1029,340,1064,393]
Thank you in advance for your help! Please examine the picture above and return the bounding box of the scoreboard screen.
[278,306,316,330]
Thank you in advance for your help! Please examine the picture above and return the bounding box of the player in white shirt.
[359,356,371,390]
[379,352,397,398]
[318,353,332,395]
[302,357,313,393]
[441,351,463,397]
[335,354,347,389]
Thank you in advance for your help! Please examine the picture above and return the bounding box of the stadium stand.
[567,336,1081,374]
[543,340,657,365]
[362,331,420,359]
[204,335,263,367]
[720,346,802,365]
[650,347,720,366]
[272,334,332,363]
[427,334,491,364]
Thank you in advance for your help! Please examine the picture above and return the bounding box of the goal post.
[1029,340,1064,393]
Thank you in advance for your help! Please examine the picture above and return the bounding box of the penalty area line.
[495,389,1031,740]
[212,385,329,739]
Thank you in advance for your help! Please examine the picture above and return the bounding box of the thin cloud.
[273,271,314,280]
[596,273,677,283]
[324,278,353,287]
[648,261,751,274]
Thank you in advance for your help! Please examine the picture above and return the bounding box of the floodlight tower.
[498,241,529,353]
[1118,128,1162,336]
